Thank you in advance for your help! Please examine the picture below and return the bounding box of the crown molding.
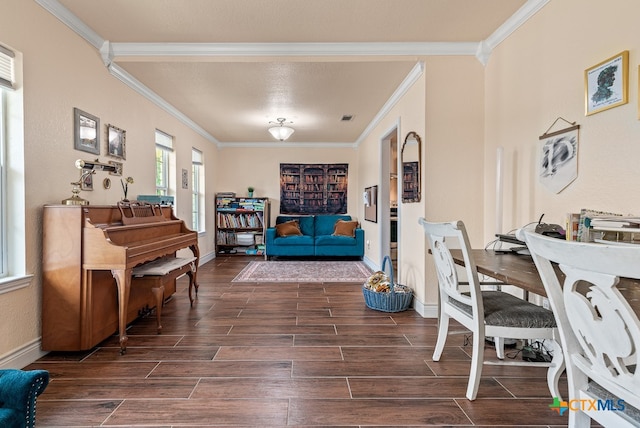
[355,61,425,147]
[107,63,219,146]
[35,0,104,49]
[477,0,550,64]
[218,141,357,149]
[109,41,479,59]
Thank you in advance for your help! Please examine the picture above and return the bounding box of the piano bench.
[132,256,197,333]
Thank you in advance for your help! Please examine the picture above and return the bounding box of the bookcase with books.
[215,196,270,255]
[280,163,348,214]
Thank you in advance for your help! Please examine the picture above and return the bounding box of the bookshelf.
[280,163,348,214]
[215,197,270,255]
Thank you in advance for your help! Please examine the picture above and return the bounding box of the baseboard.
[0,337,48,369]
[199,251,216,265]
[414,300,438,318]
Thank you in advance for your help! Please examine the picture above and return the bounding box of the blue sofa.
[0,369,49,428]
[265,214,364,259]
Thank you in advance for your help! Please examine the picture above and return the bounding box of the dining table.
[449,248,640,312]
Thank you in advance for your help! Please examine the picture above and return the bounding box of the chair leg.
[546,339,565,400]
[495,337,505,359]
[466,331,484,400]
[432,312,450,361]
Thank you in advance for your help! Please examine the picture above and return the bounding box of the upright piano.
[42,204,199,353]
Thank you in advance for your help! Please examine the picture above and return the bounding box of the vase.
[248,191,254,197]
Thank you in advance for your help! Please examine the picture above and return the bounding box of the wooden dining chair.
[521,226,640,427]
[419,218,564,401]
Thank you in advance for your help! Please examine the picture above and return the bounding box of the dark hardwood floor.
[26,256,570,427]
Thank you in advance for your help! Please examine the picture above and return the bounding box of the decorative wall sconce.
[62,159,117,205]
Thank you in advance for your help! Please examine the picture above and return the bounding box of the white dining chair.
[521,226,640,427]
[419,218,564,401]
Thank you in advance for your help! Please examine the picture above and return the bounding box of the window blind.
[192,148,203,165]
[0,45,15,90]
[155,129,174,151]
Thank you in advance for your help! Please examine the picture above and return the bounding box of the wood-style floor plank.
[25,256,570,427]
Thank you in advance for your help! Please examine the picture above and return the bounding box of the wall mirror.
[401,131,421,203]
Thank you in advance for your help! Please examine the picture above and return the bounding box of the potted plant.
[247,186,254,197]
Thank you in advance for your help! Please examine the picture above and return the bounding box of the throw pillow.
[333,219,358,237]
[276,220,303,237]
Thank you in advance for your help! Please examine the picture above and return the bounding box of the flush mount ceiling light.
[268,118,295,141]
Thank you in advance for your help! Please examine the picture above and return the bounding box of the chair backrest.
[419,218,484,324]
[521,227,640,410]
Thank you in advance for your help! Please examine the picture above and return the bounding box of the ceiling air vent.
[340,115,354,122]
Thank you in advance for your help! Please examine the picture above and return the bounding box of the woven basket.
[362,256,413,312]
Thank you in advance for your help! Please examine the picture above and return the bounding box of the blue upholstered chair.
[0,369,49,428]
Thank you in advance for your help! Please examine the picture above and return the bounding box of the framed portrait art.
[107,124,126,159]
[585,50,628,116]
[73,108,100,154]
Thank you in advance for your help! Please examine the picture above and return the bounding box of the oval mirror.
[401,131,421,203]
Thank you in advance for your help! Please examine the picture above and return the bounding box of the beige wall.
[422,56,485,306]
[0,1,218,364]
[215,146,360,226]
[484,0,640,239]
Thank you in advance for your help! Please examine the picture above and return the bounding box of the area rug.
[232,261,373,283]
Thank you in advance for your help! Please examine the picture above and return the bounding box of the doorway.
[379,122,400,276]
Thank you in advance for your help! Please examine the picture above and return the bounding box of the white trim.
[0,337,48,369]
[110,41,480,59]
[107,63,219,145]
[355,62,424,147]
[477,0,550,65]
[199,251,216,265]
[34,0,104,49]
[0,274,33,295]
[218,141,357,149]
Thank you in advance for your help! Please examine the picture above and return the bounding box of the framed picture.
[364,185,378,223]
[73,108,100,154]
[107,124,126,159]
[109,160,123,176]
[538,125,579,194]
[182,168,189,189]
[585,50,628,116]
[80,170,93,191]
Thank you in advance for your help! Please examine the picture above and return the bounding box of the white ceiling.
[37,0,547,146]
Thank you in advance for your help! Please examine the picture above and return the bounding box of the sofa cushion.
[333,219,358,237]
[276,216,314,236]
[273,235,314,246]
[315,215,352,236]
[275,220,302,237]
[316,234,358,246]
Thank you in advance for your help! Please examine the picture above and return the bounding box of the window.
[0,43,30,291]
[0,43,15,277]
[155,129,173,196]
[0,89,6,277]
[192,148,204,232]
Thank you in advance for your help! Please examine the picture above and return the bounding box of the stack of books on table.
[589,215,640,245]
[589,216,640,229]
